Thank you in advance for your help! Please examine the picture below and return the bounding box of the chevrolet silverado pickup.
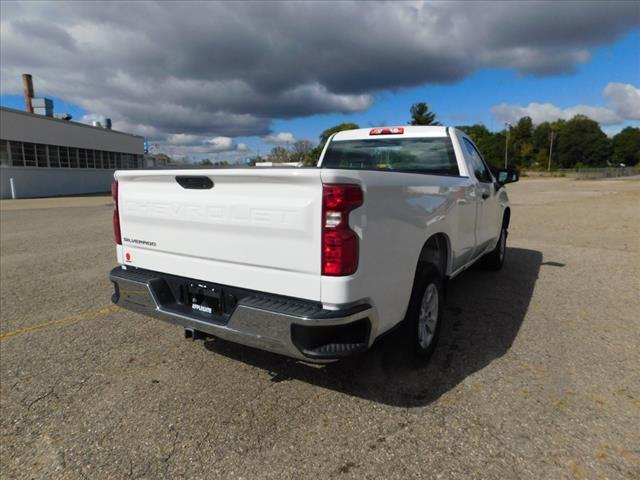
[109,126,518,363]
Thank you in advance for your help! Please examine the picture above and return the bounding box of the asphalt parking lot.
[1,177,639,479]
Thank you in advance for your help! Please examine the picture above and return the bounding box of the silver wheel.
[417,283,439,349]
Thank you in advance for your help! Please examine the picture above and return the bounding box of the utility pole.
[548,130,555,172]
[504,122,512,169]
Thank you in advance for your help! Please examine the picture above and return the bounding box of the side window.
[463,138,492,183]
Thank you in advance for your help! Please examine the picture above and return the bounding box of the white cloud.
[206,136,234,151]
[603,82,640,120]
[490,82,639,126]
[491,102,622,125]
[153,134,247,159]
[263,132,297,145]
[80,113,105,125]
[165,134,203,146]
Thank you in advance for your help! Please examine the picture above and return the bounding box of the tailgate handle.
[175,176,214,189]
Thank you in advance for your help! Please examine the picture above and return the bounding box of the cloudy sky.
[1,1,638,160]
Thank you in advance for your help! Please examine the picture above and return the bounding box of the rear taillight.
[112,180,122,245]
[322,184,363,276]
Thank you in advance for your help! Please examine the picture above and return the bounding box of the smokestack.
[22,74,34,113]
[105,118,112,130]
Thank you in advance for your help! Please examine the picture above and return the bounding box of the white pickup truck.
[110,126,518,363]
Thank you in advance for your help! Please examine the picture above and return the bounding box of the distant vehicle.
[109,126,518,363]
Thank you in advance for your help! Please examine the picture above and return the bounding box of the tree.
[456,124,505,170]
[409,102,441,126]
[457,124,491,141]
[512,116,533,141]
[457,114,623,171]
[532,121,552,155]
[532,120,567,170]
[555,115,611,168]
[510,116,534,166]
[318,123,359,147]
[612,127,640,166]
[292,140,313,154]
[290,140,318,166]
[268,146,290,163]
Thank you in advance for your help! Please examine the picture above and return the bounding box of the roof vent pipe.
[22,74,34,113]
[105,118,112,129]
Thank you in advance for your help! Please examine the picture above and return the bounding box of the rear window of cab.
[322,137,459,176]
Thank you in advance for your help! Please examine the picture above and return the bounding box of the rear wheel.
[482,225,507,271]
[401,264,444,363]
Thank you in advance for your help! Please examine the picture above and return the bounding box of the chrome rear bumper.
[109,267,375,362]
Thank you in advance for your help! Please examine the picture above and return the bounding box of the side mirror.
[496,168,519,186]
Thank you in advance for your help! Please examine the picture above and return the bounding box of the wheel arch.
[417,232,451,278]
[503,207,511,229]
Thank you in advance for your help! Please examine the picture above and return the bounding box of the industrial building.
[0,74,144,199]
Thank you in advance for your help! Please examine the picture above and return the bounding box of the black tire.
[400,263,444,364]
[482,225,507,271]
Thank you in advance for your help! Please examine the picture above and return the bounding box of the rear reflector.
[369,127,404,135]
[112,180,122,245]
[322,184,363,276]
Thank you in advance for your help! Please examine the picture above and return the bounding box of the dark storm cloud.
[11,20,77,52]
[1,1,638,145]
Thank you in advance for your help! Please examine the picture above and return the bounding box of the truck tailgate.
[115,168,323,300]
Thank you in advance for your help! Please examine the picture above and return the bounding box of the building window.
[23,143,36,167]
[0,140,9,166]
[127,154,134,168]
[36,143,48,167]
[0,141,142,170]
[59,146,69,167]
[78,148,86,168]
[69,147,78,168]
[10,142,24,166]
[49,145,60,168]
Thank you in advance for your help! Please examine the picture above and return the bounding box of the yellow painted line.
[0,305,121,341]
